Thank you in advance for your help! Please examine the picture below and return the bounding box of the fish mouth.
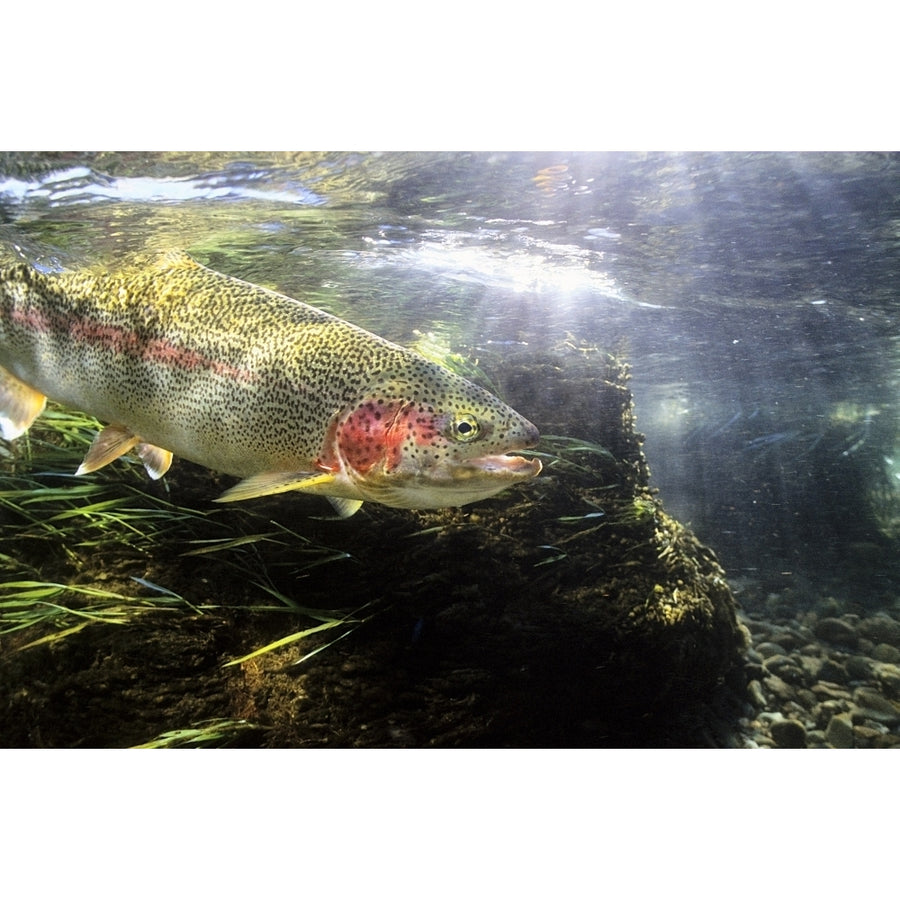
[451,453,543,480]
[358,452,542,509]
[351,446,543,509]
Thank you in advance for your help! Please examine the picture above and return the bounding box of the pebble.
[747,680,767,708]
[818,659,849,683]
[859,615,900,648]
[852,687,900,725]
[770,718,807,748]
[845,655,873,680]
[763,655,805,684]
[876,664,900,699]
[825,713,855,748]
[811,681,852,701]
[814,617,859,648]
[763,674,795,702]
[873,643,900,664]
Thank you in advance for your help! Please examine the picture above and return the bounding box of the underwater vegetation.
[0,405,358,658]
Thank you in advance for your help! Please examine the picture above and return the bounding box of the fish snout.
[510,416,540,450]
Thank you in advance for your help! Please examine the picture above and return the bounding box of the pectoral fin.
[327,496,364,518]
[0,365,47,441]
[215,471,341,503]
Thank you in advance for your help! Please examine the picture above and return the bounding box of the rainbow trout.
[0,251,541,516]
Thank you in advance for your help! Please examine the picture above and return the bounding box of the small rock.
[770,630,802,651]
[825,713,855,748]
[814,618,859,648]
[747,679,767,709]
[744,619,771,636]
[845,655,873,680]
[812,681,852,701]
[859,615,900,648]
[807,732,827,748]
[783,700,810,721]
[795,688,818,710]
[815,700,847,729]
[798,655,824,680]
[874,663,900,700]
[852,687,900,724]
[853,726,882,747]
[763,674,795,702]
[744,662,766,682]
[770,718,807,749]
[756,641,787,658]
[873,643,900,664]
[763,655,805,684]
[818,658,849,683]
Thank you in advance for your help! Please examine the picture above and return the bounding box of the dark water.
[3,150,899,601]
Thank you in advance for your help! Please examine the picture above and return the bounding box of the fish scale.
[0,250,541,515]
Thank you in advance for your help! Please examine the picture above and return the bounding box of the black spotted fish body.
[0,252,541,515]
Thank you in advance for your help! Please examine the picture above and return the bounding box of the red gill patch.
[331,400,441,475]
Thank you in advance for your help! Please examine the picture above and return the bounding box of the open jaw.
[454,453,543,479]
[355,452,542,510]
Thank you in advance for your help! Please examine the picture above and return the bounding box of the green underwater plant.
[0,402,355,660]
[131,718,268,749]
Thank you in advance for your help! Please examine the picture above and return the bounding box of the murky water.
[2,150,899,597]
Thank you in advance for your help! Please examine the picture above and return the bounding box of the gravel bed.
[732,582,900,748]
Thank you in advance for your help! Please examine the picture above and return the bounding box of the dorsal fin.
[153,249,201,272]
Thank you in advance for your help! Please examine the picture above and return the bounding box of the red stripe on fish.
[9,306,254,382]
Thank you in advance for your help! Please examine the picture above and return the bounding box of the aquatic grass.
[0,578,200,646]
[556,510,606,523]
[531,434,617,478]
[222,583,373,668]
[534,545,568,567]
[541,435,617,459]
[131,718,267,749]
[223,617,353,667]
[0,477,220,561]
[182,518,355,580]
[0,402,359,652]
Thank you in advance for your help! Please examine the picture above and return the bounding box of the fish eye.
[452,413,481,442]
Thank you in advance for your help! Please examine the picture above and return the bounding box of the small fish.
[0,251,542,516]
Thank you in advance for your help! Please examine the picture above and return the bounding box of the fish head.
[320,367,542,510]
